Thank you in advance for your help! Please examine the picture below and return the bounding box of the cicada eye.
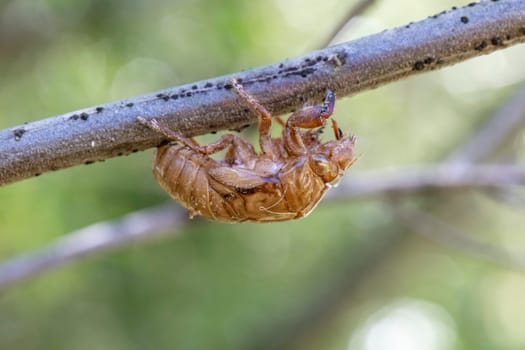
[309,154,338,182]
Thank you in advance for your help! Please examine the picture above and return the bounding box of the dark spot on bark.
[283,68,316,78]
[95,107,104,113]
[424,57,435,64]
[436,59,445,64]
[413,61,425,71]
[13,128,26,141]
[126,102,134,107]
[506,34,512,40]
[304,58,316,67]
[186,92,192,97]
[224,83,233,90]
[35,173,41,177]
[157,93,170,101]
[80,113,89,120]
[191,85,198,90]
[451,6,457,10]
[278,63,284,68]
[132,149,138,153]
[230,124,251,133]
[205,82,213,88]
[210,131,217,134]
[272,75,278,79]
[216,83,223,89]
[69,114,80,120]
[117,152,123,156]
[322,57,328,62]
[171,94,179,100]
[521,28,525,36]
[491,36,503,46]
[475,40,488,50]
[85,160,94,165]
[460,16,469,24]
[467,2,476,7]
[180,89,186,93]
[243,108,250,113]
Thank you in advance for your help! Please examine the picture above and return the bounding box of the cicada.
[137,80,356,222]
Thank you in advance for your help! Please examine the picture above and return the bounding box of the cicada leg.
[331,119,344,140]
[231,79,278,159]
[224,136,257,165]
[137,117,236,155]
[283,90,336,155]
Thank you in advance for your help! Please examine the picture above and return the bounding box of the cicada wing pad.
[208,167,278,190]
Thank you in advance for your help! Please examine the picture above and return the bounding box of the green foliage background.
[1,0,525,349]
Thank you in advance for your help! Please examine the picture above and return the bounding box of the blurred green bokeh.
[1,1,525,349]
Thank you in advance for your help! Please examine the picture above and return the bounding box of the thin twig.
[483,187,525,212]
[0,203,187,289]
[0,163,524,290]
[447,83,525,163]
[317,0,378,49]
[396,205,525,271]
[1,0,524,186]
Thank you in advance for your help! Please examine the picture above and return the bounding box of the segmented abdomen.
[153,145,329,223]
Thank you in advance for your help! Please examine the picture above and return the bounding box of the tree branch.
[1,0,524,186]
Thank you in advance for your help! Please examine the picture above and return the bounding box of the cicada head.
[330,134,356,171]
[312,134,356,183]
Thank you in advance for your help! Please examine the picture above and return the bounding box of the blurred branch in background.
[395,205,525,271]
[0,163,523,290]
[332,164,525,200]
[447,84,525,163]
[0,0,524,186]
[0,204,187,289]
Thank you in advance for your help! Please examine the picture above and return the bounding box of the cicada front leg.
[284,90,336,155]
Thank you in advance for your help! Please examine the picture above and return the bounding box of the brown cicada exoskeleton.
[137,80,356,223]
